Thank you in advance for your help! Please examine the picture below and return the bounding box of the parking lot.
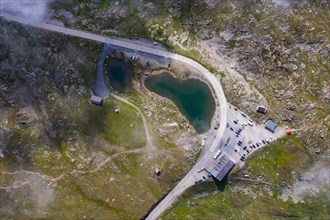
[191,102,287,184]
[221,103,287,167]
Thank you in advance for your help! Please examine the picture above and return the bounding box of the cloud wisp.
[0,0,53,22]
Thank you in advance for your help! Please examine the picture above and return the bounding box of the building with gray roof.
[265,119,277,133]
[90,95,103,106]
[210,154,235,182]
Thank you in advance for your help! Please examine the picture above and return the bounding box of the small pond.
[107,61,132,93]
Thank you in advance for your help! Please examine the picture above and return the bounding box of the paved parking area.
[221,103,287,167]
[193,102,287,183]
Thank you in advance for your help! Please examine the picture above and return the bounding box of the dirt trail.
[110,93,155,153]
[0,148,145,189]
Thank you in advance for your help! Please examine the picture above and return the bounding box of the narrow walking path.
[110,93,155,153]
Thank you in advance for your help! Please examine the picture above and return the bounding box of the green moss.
[100,0,110,9]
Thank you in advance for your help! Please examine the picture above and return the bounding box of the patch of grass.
[100,0,110,9]
[246,135,312,186]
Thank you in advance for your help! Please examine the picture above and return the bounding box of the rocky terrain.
[1,0,329,219]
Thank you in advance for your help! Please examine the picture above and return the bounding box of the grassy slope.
[0,21,193,219]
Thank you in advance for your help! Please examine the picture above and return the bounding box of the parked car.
[243,146,247,150]
[241,112,247,117]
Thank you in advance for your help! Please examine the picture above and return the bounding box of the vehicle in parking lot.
[249,146,253,149]
[198,179,202,183]
[248,121,253,126]
[243,146,247,150]
[241,112,247,117]
[194,181,198,184]
[256,143,260,147]
[246,150,250,153]
[253,145,256,148]
[262,140,266,144]
[213,149,222,159]
[234,107,238,111]
[234,120,238,124]
[230,127,234,131]
[203,176,206,179]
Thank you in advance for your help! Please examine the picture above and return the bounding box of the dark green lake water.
[107,61,131,93]
[145,73,215,134]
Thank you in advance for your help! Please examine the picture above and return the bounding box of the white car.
[241,112,247,117]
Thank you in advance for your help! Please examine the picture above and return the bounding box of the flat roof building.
[210,154,235,182]
[265,119,277,133]
[256,106,267,114]
[90,95,103,106]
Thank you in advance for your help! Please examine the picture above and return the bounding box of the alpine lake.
[107,62,215,134]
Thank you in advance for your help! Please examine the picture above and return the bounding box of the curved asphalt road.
[1,13,227,219]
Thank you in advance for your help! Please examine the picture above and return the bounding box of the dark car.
[240,158,244,162]
[250,146,253,149]
[253,145,256,148]
[262,140,266,144]
[234,120,238,124]
[256,143,260,147]
[230,127,234,131]
[234,107,238,111]
[194,181,198,184]
[246,150,250,153]
[198,180,202,183]
[203,176,206,179]
[243,146,247,150]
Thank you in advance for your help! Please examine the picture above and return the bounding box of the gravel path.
[110,93,155,153]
